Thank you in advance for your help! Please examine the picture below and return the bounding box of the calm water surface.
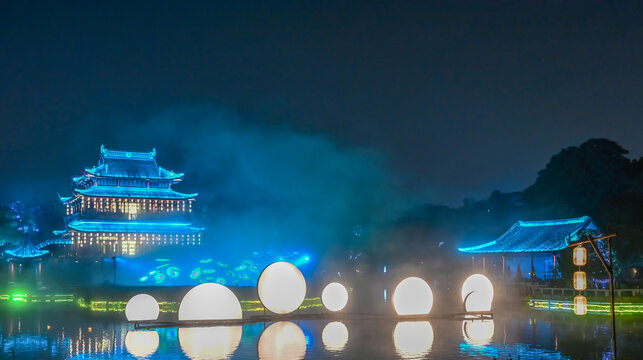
[1,307,641,359]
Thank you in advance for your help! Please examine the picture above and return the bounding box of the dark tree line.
[379,138,642,274]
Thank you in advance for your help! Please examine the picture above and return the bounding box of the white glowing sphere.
[322,321,348,352]
[461,274,494,312]
[125,294,160,321]
[125,330,159,358]
[462,320,494,347]
[258,321,306,360]
[321,282,349,312]
[392,277,434,315]
[178,283,243,321]
[179,326,242,360]
[257,262,306,315]
[393,321,434,359]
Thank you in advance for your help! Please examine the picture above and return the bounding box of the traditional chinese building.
[458,216,601,281]
[55,145,202,257]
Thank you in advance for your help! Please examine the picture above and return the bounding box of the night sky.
[1,1,642,206]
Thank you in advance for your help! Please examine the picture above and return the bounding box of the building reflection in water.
[393,321,434,359]
[322,321,348,352]
[125,330,159,358]
[462,319,494,346]
[178,326,242,360]
[257,321,306,360]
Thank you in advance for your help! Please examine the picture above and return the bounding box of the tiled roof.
[458,216,601,253]
[66,220,203,234]
[75,186,197,200]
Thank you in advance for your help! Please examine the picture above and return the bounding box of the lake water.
[1,307,641,359]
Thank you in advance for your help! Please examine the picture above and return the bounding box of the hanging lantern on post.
[574,295,587,315]
[573,271,587,291]
[573,246,587,266]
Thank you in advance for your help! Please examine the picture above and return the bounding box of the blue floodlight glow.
[130,250,314,287]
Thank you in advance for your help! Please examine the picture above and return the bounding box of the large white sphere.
[125,330,159,358]
[178,283,243,321]
[392,277,434,316]
[258,321,306,360]
[393,321,434,359]
[461,274,494,312]
[322,321,348,352]
[125,294,160,321]
[179,326,242,360]
[462,320,494,347]
[257,262,306,315]
[321,282,349,312]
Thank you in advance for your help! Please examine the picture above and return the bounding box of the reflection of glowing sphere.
[257,262,306,314]
[125,294,160,321]
[392,277,434,315]
[322,322,348,352]
[321,282,349,312]
[462,320,494,346]
[178,283,242,321]
[125,330,159,358]
[179,326,242,360]
[393,321,434,359]
[461,274,494,312]
[258,321,306,360]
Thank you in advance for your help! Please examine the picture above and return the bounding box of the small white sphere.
[125,294,160,321]
[392,277,434,316]
[257,262,306,315]
[125,330,159,358]
[322,321,348,352]
[179,326,243,360]
[393,321,434,359]
[258,321,306,360]
[178,283,242,321]
[321,282,349,312]
[461,274,494,312]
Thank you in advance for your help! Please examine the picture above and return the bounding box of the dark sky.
[1,1,641,206]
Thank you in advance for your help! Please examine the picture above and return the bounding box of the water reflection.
[257,321,306,360]
[125,330,159,358]
[178,326,242,360]
[322,321,348,352]
[393,321,434,359]
[462,320,494,346]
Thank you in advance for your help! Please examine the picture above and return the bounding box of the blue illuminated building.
[54,145,203,257]
[459,216,601,280]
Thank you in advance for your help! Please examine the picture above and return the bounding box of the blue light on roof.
[67,220,203,234]
[458,216,601,254]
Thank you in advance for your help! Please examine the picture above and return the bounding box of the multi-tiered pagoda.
[56,145,202,257]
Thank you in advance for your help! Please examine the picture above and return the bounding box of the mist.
[74,105,416,263]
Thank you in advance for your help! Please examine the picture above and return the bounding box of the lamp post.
[112,256,116,285]
[569,234,617,358]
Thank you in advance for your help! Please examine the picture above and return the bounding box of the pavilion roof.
[66,220,203,234]
[74,145,184,183]
[74,186,197,200]
[4,236,50,259]
[458,216,601,254]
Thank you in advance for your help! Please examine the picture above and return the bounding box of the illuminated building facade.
[56,145,202,257]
